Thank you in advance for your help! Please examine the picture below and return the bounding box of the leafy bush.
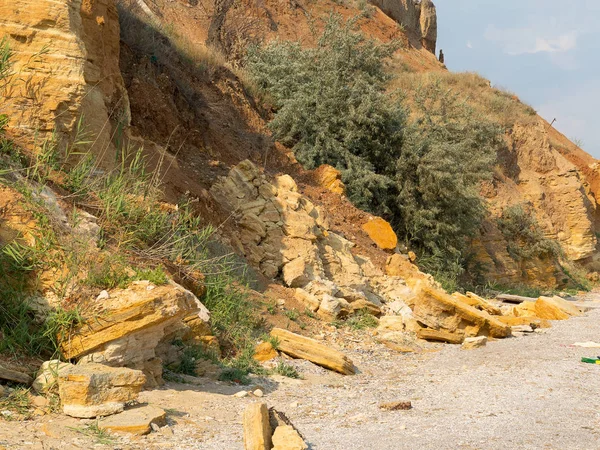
[397,77,502,272]
[496,204,561,261]
[247,14,405,215]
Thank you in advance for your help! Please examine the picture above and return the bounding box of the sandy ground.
[1,300,599,450]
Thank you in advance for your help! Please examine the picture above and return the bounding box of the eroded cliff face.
[0,0,128,160]
[369,0,437,53]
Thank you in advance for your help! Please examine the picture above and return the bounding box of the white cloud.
[484,24,578,56]
[466,41,473,49]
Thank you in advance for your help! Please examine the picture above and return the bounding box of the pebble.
[96,290,109,301]
[253,389,264,397]
[234,390,249,398]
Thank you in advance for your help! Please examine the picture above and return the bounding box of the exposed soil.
[1,295,599,449]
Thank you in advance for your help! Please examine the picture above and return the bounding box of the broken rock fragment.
[58,364,146,418]
[99,405,166,435]
[243,402,272,450]
[270,328,356,375]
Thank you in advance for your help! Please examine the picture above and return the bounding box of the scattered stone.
[417,328,464,344]
[99,405,167,435]
[461,336,487,350]
[58,364,146,418]
[314,164,345,196]
[243,402,272,450]
[271,328,356,375]
[497,315,551,329]
[160,425,174,436]
[253,342,278,362]
[272,425,308,450]
[32,360,73,393]
[234,390,249,398]
[511,325,534,333]
[96,290,110,301]
[361,217,398,250]
[253,389,264,398]
[276,299,286,306]
[0,364,33,385]
[379,401,412,411]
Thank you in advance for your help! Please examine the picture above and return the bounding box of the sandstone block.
[539,296,582,317]
[377,315,406,332]
[349,299,382,317]
[253,342,278,362]
[99,405,166,435]
[283,258,309,287]
[462,336,487,350]
[411,287,511,338]
[61,281,207,386]
[534,297,571,320]
[362,217,398,250]
[270,328,356,375]
[294,288,321,312]
[243,403,272,450]
[496,315,552,329]
[417,328,464,344]
[58,364,146,418]
[314,165,345,195]
[272,425,308,450]
[317,295,349,321]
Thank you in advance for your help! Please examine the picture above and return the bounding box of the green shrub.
[272,361,300,379]
[496,204,561,261]
[247,14,405,216]
[397,77,502,274]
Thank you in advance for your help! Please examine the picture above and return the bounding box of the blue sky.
[436,0,600,158]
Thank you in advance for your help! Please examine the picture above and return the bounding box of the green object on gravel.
[581,357,600,364]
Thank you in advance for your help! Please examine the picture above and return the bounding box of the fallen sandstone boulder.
[99,405,166,435]
[462,336,488,350]
[58,364,146,418]
[417,328,464,344]
[270,328,356,375]
[314,164,345,196]
[410,287,511,338]
[243,402,272,450]
[61,280,209,387]
[361,217,398,250]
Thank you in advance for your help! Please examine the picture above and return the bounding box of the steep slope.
[2,0,598,293]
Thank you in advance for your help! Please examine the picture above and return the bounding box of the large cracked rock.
[58,364,146,418]
[61,281,210,387]
[409,286,511,338]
